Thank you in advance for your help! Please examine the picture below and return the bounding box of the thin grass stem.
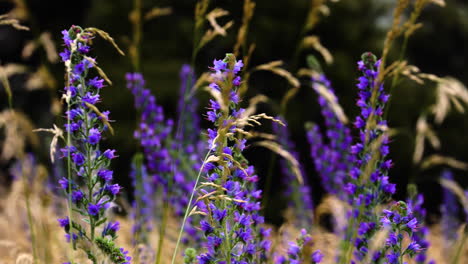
[171,149,213,264]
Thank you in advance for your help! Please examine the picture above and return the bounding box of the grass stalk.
[451,226,468,264]
[21,163,37,264]
[171,149,212,264]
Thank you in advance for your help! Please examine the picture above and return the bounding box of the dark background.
[1,0,467,225]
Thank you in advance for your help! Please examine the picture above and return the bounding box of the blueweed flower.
[372,201,424,263]
[407,194,434,264]
[176,64,201,144]
[274,230,323,264]
[172,64,206,245]
[57,25,130,263]
[272,117,313,228]
[126,72,173,190]
[338,52,395,263]
[194,54,271,264]
[306,75,353,199]
[440,170,461,244]
[126,70,205,246]
[311,250,324,263]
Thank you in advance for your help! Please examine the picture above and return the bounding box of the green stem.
[66,71,76,261]
[191,0,211,66]
[223,217,232,264]
[156,63,195,264]
[132,0,142,72]
[82,80,96,241]
[170,150,212,264]
[337,209,359,264]
[384,35,410,120]
[155,200,169,264]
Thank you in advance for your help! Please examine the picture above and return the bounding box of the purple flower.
[60,49,71,62]
[287,242,300,257]
[103,149,117,159]
[106,184,121,195]
[98,169,113,182]
[200,220,214,234]
[71,152,85,166]
[213,59,227,72]
[88,128,101,145]
[88,77,105,89]
[88,203,101,216]
[58,217,70,229]
[386,252,400,264]
[66,108,82,120]
[120,247,132,264]
[77,42,90,54]
[65,233,78,243]
[83,92,100,104]
[230,91,240,104]
[62,29,72,46]
[213,208,227,222]
[207,111,217,122]
[406,218,418,231]
[233,76,241,86]
[233,60,243,74]
[407,242,422,253]
[197,253,213,264]
[73,61,86,75]
[386,232,398,246]
[72,190,84,203]
[65,85,77,97]
[102,221,120,237]
[59,177,70,190]
[311,250,323,263]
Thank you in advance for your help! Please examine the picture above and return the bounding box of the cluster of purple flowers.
[347,53,395,204]
[376,201,423,263]
[57,26,129,264]
[407,194,433,264]
[126,72,174,189]
[176,64,201,145]
[272,117,313,228]
[172,65,206,245]
[306,74,353,200]
[126,66,205,246]
[274,229,323,264]
[338,53,395,262]
[440,170,461,245]
[194,54,271,264]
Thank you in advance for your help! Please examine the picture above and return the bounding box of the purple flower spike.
[337,53,397,262]
[195,54,270,263]
[57,25,128,263]
[127,65,205,246]
[273,116,313,228]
